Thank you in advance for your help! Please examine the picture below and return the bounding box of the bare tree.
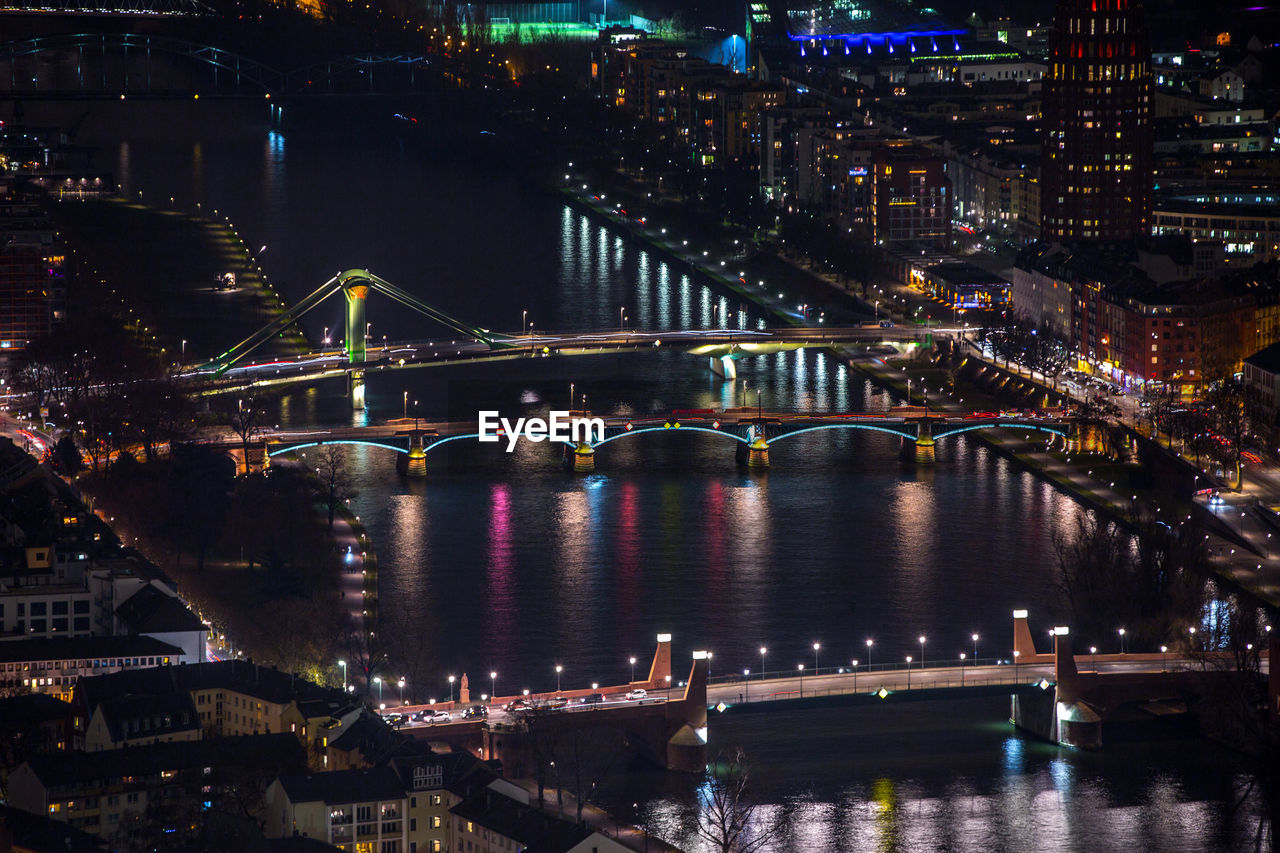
[225,396,266,475]
[695,748,788,853]
[315,444,356,530]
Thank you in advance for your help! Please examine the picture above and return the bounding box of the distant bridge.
[0,33,435,97]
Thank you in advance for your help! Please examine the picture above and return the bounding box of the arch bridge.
[259,410,1074,475]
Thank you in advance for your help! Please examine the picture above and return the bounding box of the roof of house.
[0,804,110,852]
[74,659,347,713]
[1245,340,1280,374]
[276,767,406,806]
[91,692,200,743]
[19,733,305,788]
[326,709,402,762]
[0,635,182,664]
[267,835,345,853]
[114,584,205,634]
[450,790,588,847]
[0,693,71,729]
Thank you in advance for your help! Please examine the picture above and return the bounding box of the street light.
[959,653,966,685]
[972,633,979,662]
[1118,627,1127,654]
[866,638,874,669]
[1090,646,1097,671]
[918,636,926,669]
[398,677,405,704]
[905,656,912,688]
[629,656,637,683]
[448,675,455,704]
[1013,650,1020,681]
[403,391,408,419]
[759,646,767,679]
[555,665,563,694]
[1161,645,1168,671]
[374,676,383,704]
[743,669,750,700]
[798,664,804,696]
[490,671,497,702]
[338,659,347,692]
[851,659,858,691]
[812,642,821,673]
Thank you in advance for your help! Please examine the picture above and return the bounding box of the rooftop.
[0,635,182,664]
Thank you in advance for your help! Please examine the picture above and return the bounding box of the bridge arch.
[267,438,408,457]
[591,426,751,449]
[763,423,916,445]
[931,423,1069,441]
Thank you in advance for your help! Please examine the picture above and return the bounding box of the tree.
[224,396,267,476]
[1205,378,1249,489]
[315,444,356,530]
[694,748,788,853]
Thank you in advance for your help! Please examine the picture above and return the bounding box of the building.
[0,636,182,703]
[0,805,111,853]
[0,191,66,373]
[1039,0,1153,242]
[82,691,201,752]
[916,262,1011,310]
[265,767,408,853]
[71,660,357,749]
[1244,341,1280,423]
[6,734,305,841]
[872,143,951,247]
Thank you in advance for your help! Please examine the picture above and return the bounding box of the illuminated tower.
[1040,0,1152,242]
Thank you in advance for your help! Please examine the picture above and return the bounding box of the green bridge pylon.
[199,269,514,399]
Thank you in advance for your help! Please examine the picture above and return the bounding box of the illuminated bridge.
[250,406,1073,474]
[376,612,1270,772]
[186,268,934,406]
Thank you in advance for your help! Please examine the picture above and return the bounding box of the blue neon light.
[592,426,750,448]
[931,423,1068,441]
[268,439,408,456]
[764,423,915,444]
[787,28,963,43]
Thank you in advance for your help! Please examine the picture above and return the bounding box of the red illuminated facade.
[1040,0,1153,242]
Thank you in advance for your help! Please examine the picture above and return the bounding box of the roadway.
[186,325,929,392]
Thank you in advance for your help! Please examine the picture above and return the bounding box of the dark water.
[29,98,1265,851]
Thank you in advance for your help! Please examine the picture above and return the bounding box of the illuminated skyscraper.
[1040,0,1152,242]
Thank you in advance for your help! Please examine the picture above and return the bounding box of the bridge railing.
[711,658,1012,685]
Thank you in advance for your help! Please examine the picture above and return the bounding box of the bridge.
[184,267,932,406]
[0,33,436,97]
[374,611,1275,773]
[253,407,1073,474]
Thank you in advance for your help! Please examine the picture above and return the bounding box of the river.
[22,96,1265,851]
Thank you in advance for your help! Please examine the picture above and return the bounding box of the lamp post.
[490,671,497,703]
[905,656,912,688]
[918,636,926,669]
[797,664,804,696]
[743,669,750,700]
[374,676,383,704]
[851,659,858,692]
[959,653,966,685]
[181,339,186,360]
[448,675,455,705]
[972,633,979,662]
[398,677,405,705]
[338,659,347,692]
[403,391,408,419]
[1161,645,1168,671]
[866,638,874,670]
[1013,650,1020,681]
[629,656,637,683]
[555,665,563,694]
[1090,646,1097,671]
[759,646,767,680]
[812,642,821,673]
[1118,627,1127,654]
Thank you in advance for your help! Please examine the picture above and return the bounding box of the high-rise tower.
[1040,0,1153,242]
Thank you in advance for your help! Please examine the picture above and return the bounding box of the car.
[428,710,452,723]
[462,705,489,720]
[581,692,606,704]
[384,713,407,726]
[503,698,531,713]
[1209,491,1225,507]
[625,689,647,700]
[546,697,568,709]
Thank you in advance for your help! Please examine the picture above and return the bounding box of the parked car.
[428,710,452,723]
[625,689,647,700]
[462,705,489,720]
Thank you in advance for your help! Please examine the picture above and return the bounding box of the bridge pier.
[348,371,366,410]
[570,442,595,473]
[401,434,427,477]
[708,354,737,380]
[914,420,935,464]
